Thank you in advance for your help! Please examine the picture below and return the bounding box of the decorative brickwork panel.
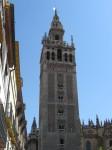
[67,106,75,132]
[57,73,64,84]
[66,75,73,103]
[48,73,55,102]
[48,104,55,132]
[57,73,64,90]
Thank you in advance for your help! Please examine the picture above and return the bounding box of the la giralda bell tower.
[39,10,81,150]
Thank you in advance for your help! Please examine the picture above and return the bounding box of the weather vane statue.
[71,35,74,47]
[53,7,57,15]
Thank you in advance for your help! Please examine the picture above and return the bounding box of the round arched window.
[51,52,55,60]
[46,51,50,60]
[57,49,62,61]
[64,53,68,62]
[58,107,64,115]
[60,138,64,144]
[55,35,59,40]
[69,54,73,62]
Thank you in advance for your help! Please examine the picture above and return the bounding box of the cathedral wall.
[82,137,98,150]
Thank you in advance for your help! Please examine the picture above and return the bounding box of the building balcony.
[57,129,65,133]
[18,113,25,128]
[18,113,23,126]
[5,116,16,145]
[57,144,64,150]
[20,120,27,134]
[59,148,64,150]
[22,131,27,145]
[57,113,65,120]
[0,103,7,149]
[43,38,73,49]
[16,100,22,115]
[16,100,25,116]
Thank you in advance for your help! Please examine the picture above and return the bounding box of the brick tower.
[39,10,81,150]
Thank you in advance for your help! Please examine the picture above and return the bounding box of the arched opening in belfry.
[46,51,50,60]
[55,34,59,40]
[57,49,62,61]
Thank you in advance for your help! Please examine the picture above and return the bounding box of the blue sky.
[11,0,112,132]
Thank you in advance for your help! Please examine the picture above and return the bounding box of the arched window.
[86,141,91,150]
[57,49,62,61]
[59,124,64,130]
[55,34,59,40]
[64,53,68,62]
[51,52,55,60]
[69,54,73,62]
[60,138,64,145]
[58,96,63,103]
[46,51,50,60]
[58,107,64,115]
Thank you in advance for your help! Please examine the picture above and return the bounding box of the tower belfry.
[39,11,81,150]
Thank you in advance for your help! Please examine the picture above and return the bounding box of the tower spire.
[31,117,37,133]
[49,9,64,41]
[53,7,57,16]
[71,35,74,47]
[96,114,100,127]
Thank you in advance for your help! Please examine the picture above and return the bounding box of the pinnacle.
[31,117,37,131]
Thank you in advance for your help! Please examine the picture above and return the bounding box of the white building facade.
[0,0,27,149]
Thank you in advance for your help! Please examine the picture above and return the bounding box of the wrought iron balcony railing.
[5,116,16,145]
[0,103,7,149]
